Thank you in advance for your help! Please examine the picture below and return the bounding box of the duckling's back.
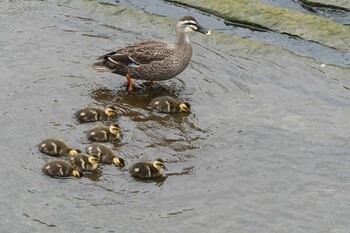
[129,161,161,178]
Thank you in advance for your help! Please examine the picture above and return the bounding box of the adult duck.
[92,16,211,91]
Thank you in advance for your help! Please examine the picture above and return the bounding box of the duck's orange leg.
[126,74,133,91]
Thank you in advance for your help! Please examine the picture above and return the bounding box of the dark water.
[262,0,350,24]
[1,0,350,232]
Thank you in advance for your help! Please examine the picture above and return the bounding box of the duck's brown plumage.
[92,40,192,81]
[92,16,210,90]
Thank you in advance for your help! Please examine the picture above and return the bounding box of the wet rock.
[299,0,350,11]
[166,0,350,53]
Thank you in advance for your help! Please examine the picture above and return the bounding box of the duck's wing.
[99,41,171,67]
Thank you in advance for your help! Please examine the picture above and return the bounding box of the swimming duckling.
[69,153,99,171]
[149,96,190,113]
[86,123,121,142]
[75,105,117,123]
[38,138,81,156]
[42,160,83,178]
[129,158,167,179]
[86,143,125,167]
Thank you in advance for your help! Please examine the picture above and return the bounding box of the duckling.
[75,105,117,123]
[86,123,121,142]
[42,160,83,178]
[86,143,125,167]
[149,96,190,113]
[129,158,167,179]
[38,138,81,156]
[69,153,99,171]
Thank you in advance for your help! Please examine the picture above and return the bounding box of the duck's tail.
[91,61,112,72]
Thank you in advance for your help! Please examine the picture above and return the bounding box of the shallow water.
[1,0,350,232]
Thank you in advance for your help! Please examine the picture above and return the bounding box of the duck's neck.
[176,31,190,45]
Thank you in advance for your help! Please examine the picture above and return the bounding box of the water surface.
[1,0,350,232]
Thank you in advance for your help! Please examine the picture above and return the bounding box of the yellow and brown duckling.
[86,123,121,142]
[69,153,99,171]
[86,143,125,167]
[149,96,190,113]
[42,160,83,178]
[75,105,118,123]
[129,158,167,179]
[38,138,81,157]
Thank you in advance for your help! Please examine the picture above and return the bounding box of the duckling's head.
[113,157,126,167]
[88,156,99,164]
[68,149,81,156]
[109,123,121,135]
[72,169,84,178]
[153,158,168,171]
[105,105,117,117]
[176,16,211,35]
[179,102,191,112]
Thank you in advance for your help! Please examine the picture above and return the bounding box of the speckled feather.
[91,14,212,82]
[94,40,193,81]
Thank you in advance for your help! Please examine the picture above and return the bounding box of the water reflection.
[166,165,194,176]
[87,83,211,170]
[83,168,103,181]
[131,175,168,187]
[90,79,187,108]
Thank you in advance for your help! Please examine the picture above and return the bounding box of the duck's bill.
[197,26,211,35]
